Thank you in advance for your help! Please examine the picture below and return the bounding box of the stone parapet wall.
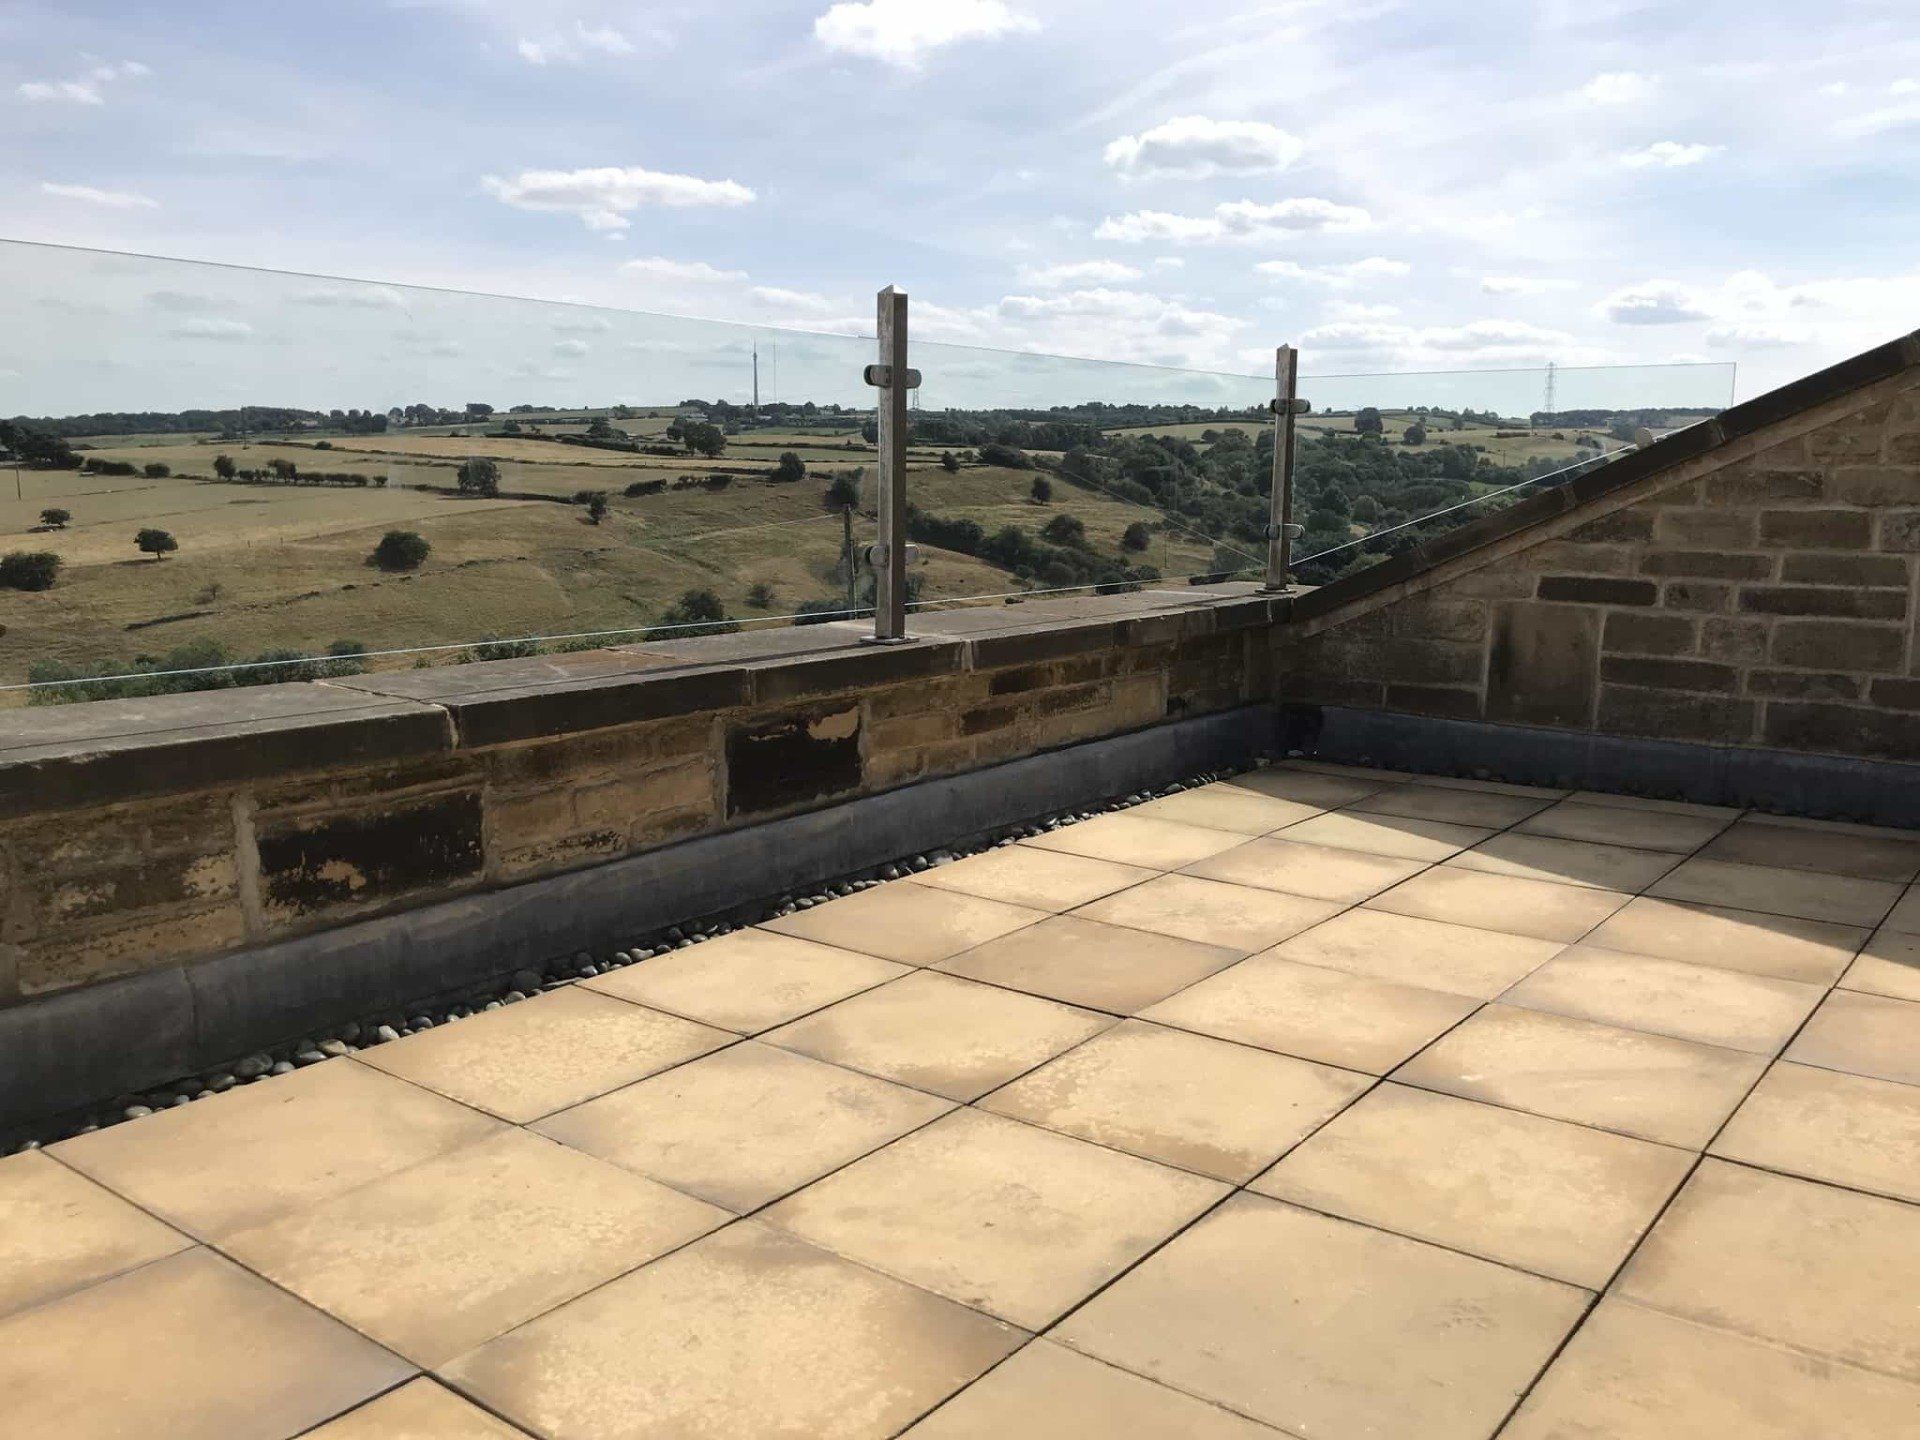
[0,588,1276,1004]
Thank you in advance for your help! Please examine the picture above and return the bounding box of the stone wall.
[0,591,1272,1003]
[1280,341,1920,765]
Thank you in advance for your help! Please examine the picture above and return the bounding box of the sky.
[4,0,1919,414]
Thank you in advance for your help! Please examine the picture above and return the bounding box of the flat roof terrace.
[3,759,1917,1437]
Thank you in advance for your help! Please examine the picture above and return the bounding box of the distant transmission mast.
[752,343,760,410]
[1540,361,1557,429]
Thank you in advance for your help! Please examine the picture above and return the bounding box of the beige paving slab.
[1143,953,1477,1074]
[1501,944,1824,1054]
[1351,782,1556,828]
[306,1378,532,1438]
[1392,772,1570,799]
[762,1108,1225,1329]
[935,914,1242,1015]
[1446,832,1682,893]
[1784,988,1920,1086]
[1710,1061,1920,1204]
[52,1060,500,1240]
[981,1019,1370,1182]
[1578,896,1865,984]
[1393,1004,1766,1149]
[1264,907,1562,999]
[1224,765,1394,808]
[1366,866,1630,942]
[1504,1297,1920,1440]
[0,1246,410,1440]
[1700,815,1920,882]
[1886,883,1920,934]
[760,882,1047,965]
[1565,789,1741,818]
[1181,836,1427,902]
[581,927,904,1033]
[443,1221,1023,1440]
[1650,856,1902,927]
[1074,873,1341,951]
[1617,1159,1920,1381]
[1020,813,1246,869]
[220,1129,726,1368]
[353,987,732,1123]
[535,1041,952,1212]
[903,1340,1284,1439]
[1276,759,1421,785]
[0,1151,190,1320]
[763,969,1111,1101]
[1517,798,1734,853]
[1252,1083,1692,1288]
[1841,927,1920,1002]
[1055,1193,1588,1440]
[908,846,1154,912]
[1129,783,1325,836]
[1270,809,1493,861]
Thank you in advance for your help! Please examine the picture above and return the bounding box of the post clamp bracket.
[863,364,922,390]
[865,541,919,569]
[1269,397,1311,415]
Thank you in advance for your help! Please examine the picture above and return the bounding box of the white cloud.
[813,0,1038,69]
[517,23,638,65]
[17,60,149,106]
[288,285,407,309]
[1103,116,1302,179]
[483,166,755,232]
[550,314,614,334]
[1255,257,1409,285]
[618,256,749,284]
[1834,98,1920,138]
[1018,259,1144,287]
[1480,275,1576,296]
[169,318,252,341]
[749,285,833,311]
[1705,322,1810,349]
[553,338,590,357]
[1620,141,1722,169]
[1596,280,1712,325]
[1891,78,1918,95]
[1097,197,1372,244]
[1152,256,1185,270]
[1301,317,1577,365]
[39,181,158,208]
[1580,71,1654,105]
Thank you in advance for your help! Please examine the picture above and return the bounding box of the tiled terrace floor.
[6,761,1920,1438]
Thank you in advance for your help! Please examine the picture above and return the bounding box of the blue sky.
[5,0,1919,409]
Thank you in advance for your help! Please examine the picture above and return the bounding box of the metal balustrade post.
[862,286,918,643]
[1264,344,1307,593]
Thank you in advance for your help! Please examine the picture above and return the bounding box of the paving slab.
[1252,1083,1692,1288]
[980,1018,1369,1182]
[934,914,1242,1015]
[1262,907,1562,999]
[1365,867,1630,942]
[52,1059,500,1240]
[534,1041,952,1212]
[1268,809,1493,861]
[1055,1193,1588,1440]
[1073,873,1342,951]
[0,1247,410,1440]
[1839,927,1920,1002]
[1446,832,1682,892]
[306,1378,533,1438]
[1699,815,1920,882]
[1349,782,1557,828]
[763,970,1111,1101]
[1128,783,1325,836]
[1582,896,1864,985]
[0,1151,190,1320]
[908,847,1154,912]
[762,1108,1225,1329]
[1504,1298,1920,1440]
[442,1221,1023,1440]
[1710,1060,1920,1205]
[219,1129,726,1367]
[1515,799,1734,853]
[1886,882,1920,934]
[581,928,905,1033]
[1181,836,1428,902]
[1393,1004,1766,1149]
[1222,767,1391,808]
[1650,856,1902,927]
[1020,813,1246,869]
[760,882,1047,965]
[1143,953,1477,1074]
[1500,944,1823,1054]
[353,987,732,1123]
[1617,1159,1920,1382]
[1783,988,1920,1086]
[903,1340,1285,1438]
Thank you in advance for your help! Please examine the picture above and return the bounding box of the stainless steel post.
[1264,344,1304,593]
[862,286,919,643]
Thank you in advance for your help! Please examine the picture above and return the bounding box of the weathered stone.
[1600,656,1740,693]
[1745,670,1866,701]
[1770,621,1906,672]
[256,790,484,925]
[1738,586,1907,620]
[1565,509,1655,543]
[1487,603,1598,728]
[1537,576,1658,606]
[1759,510,1873,549]
[1762,701,1920,761]
[1384,684,1484,719]
[1700,619,1770,665]
[1638,551,1774,581]
[1827,467,1920,507]
[1654,509,1759,548]
[1603,613,1697,657]
[1597,687,1757,744]
[1660,581,1733,613]
[1868,677,1920,711]
[1779,552,1910,587]
[1702,469,1824,505]
[1877,511,1920,552]
[725,704,862,819]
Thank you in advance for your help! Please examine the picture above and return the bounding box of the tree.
[940,451,960,473]
[1354,407,1384,436]
[747,581,775,609]
[584,491,609,524]
[1030,475,1052,503]
[647,587,738,639]
[0,551,61,590]
[1403,422,1428,446]
[39,508,70,529]
[269,457,297,480]
[143,461,171,479]
[372,530,430,571]
[136,528,178,560]
[1040,513,1086,547]
[824,473,860,510]
[1351,494,1384,522]
[1121,521,1151,552]
[586,416,614,439]
[772,451,806,483]
[213,453,237,480]
[457,457,501,496]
